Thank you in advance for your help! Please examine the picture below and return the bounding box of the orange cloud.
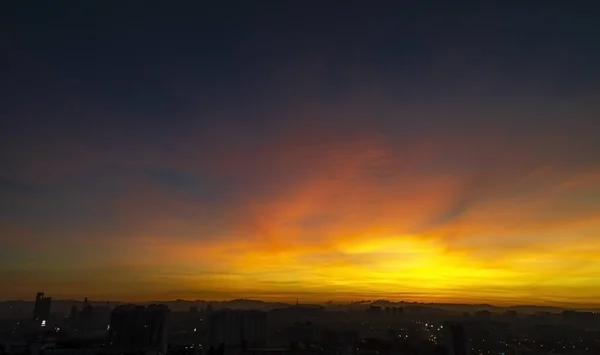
[3,97,599,306]
[82,124,599,306]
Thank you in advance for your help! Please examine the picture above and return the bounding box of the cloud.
[1,77,600,304]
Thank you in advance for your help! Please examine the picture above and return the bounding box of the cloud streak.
[1,57,600,305]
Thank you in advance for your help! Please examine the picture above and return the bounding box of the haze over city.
[1,2,600,308]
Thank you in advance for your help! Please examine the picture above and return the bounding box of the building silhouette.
[443,322,471,355]
[109,304,169,354]
[32,292,51,323]
[80,297,94,331]
[69,305,79,329]
[209,309,267,353]
[366,305,382,318]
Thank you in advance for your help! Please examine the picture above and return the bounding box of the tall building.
[288,321,317,347]
[69,305,79,329]
[443,322,471,355]
[32,292,52,322]
[209,309,267,352]
[109,304,169,354]
[147,304,169,353]
[80,297,94,331]
[366,306,381,318]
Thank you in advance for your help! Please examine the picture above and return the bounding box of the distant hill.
[1,298,598,318]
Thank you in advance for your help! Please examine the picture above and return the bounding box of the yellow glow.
[3,133,599,308]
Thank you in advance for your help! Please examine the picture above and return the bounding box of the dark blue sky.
[3,2,598,132]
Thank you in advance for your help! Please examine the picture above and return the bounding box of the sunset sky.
[1,3,599,306]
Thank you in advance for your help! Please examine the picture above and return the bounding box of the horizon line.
[3,298,600,310]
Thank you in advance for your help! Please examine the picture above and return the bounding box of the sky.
[1,3,600,306]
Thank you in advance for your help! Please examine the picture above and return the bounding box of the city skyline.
[4,293,600,318]
[3,296,600,311]
[1,3,600,306]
